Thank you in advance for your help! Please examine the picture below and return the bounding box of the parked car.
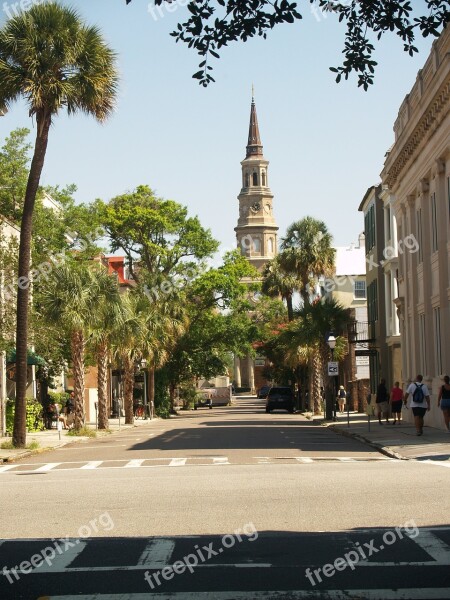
[194,391,213,410]
[257,385,271,399]
[266,387,295,413]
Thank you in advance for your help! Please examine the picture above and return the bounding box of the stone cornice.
[384,73,450,188]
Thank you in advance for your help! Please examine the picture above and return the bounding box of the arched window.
[245,172,250,187]
[262,171,266,186]
[253,237,261,253]
[252,172,258,186]
[268,238,274,254]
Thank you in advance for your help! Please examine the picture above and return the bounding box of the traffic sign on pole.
[328,362,339,376]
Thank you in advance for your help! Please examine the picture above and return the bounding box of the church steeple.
[235,93,278,273]
[246,96,263,158]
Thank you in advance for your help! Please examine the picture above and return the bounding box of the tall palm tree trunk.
[312,350,322,415]
[97,341,109,429]
[286,294,294,322]
[71,329,86,430]
[123,354,134,425]
[13,115,51,447]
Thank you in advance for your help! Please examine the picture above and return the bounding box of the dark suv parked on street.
[265,387,295,413]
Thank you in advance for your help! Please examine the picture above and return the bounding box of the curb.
[327,423,407,461]
[0,419,157,464]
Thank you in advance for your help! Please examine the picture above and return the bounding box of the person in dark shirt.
[376,378,389,424]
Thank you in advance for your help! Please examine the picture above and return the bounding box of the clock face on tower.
[264,203,271,214]
[251,202,261,213]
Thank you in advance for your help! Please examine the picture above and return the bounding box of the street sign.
[328,362,339,376]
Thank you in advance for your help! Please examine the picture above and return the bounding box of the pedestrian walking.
[403,374,430,436]
[437,375,450,433]
[376,378,390,424]
[390,382,403,424]
[337,385,346,414]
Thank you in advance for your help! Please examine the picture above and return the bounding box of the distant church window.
[245,173,250,187]
[252,172,258,186]
[268,238,274,254]
[253,238,261,253]
[262,171,266,186]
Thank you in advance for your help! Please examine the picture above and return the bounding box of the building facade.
[380,26,449,429]
[234,97,279,392]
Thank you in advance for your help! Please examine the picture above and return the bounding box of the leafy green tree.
[161,251,258,409]
[126,0,448,88]
[96,185,218,284]
[281,217,335,307]
[0,128,31,222]
[0,2,118,447]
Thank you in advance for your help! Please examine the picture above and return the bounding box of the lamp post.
[327,334,338,421]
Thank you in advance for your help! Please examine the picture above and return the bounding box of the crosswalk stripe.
[36,541,87,573]
[213,457,230,464]
[296,457,314,463]
[169,458,187,467]
[0,464,16,472]
[338,457,356,462]
[35,463,60,472]
[80,461,103,470]
[137,538,175,566]
[124,459,145,468]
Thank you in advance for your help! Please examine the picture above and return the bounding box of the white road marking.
[35,463,61,472]
[137,538,175,567]
[421,459,450,469]
[34,540,87,573]
[124,459,145,468]
[338,457,356,462]
[0,464,16,472]
[80,461,103,470]
[295,457,314,463]
[213,457,230,464]
[169,458,187,467]
[410,530,450,564]
[36,588,450,599]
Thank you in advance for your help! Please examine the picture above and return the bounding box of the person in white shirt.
[403,374,430,436]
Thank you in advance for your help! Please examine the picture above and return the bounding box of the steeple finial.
[246,92,263,159]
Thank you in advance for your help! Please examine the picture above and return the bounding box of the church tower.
[233,95,278,393]
[235,95,278,271]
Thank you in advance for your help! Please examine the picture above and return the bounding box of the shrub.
[6,398,44,434]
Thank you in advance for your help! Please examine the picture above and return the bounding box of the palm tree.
[278,298,349,414]
[111,294,146,426]
[281,217,335,307]
[262,254,298,321]
[0,2,118,446]
[40,262,112,430]
[89,272,124,430]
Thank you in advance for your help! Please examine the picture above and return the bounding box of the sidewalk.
[0,417,156,464]
[321,411,450,461]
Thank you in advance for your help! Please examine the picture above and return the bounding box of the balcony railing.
[347,321,376,344]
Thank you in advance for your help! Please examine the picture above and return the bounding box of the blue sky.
[0,0,436,254]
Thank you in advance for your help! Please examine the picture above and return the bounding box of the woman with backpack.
[403,374,431,436]
[437,375,450,433]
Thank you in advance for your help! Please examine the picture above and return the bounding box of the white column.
[247,355,255,393]
[234,356,241,388]
[392,271,400,336]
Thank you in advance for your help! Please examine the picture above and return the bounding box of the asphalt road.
[1,396,449,599]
